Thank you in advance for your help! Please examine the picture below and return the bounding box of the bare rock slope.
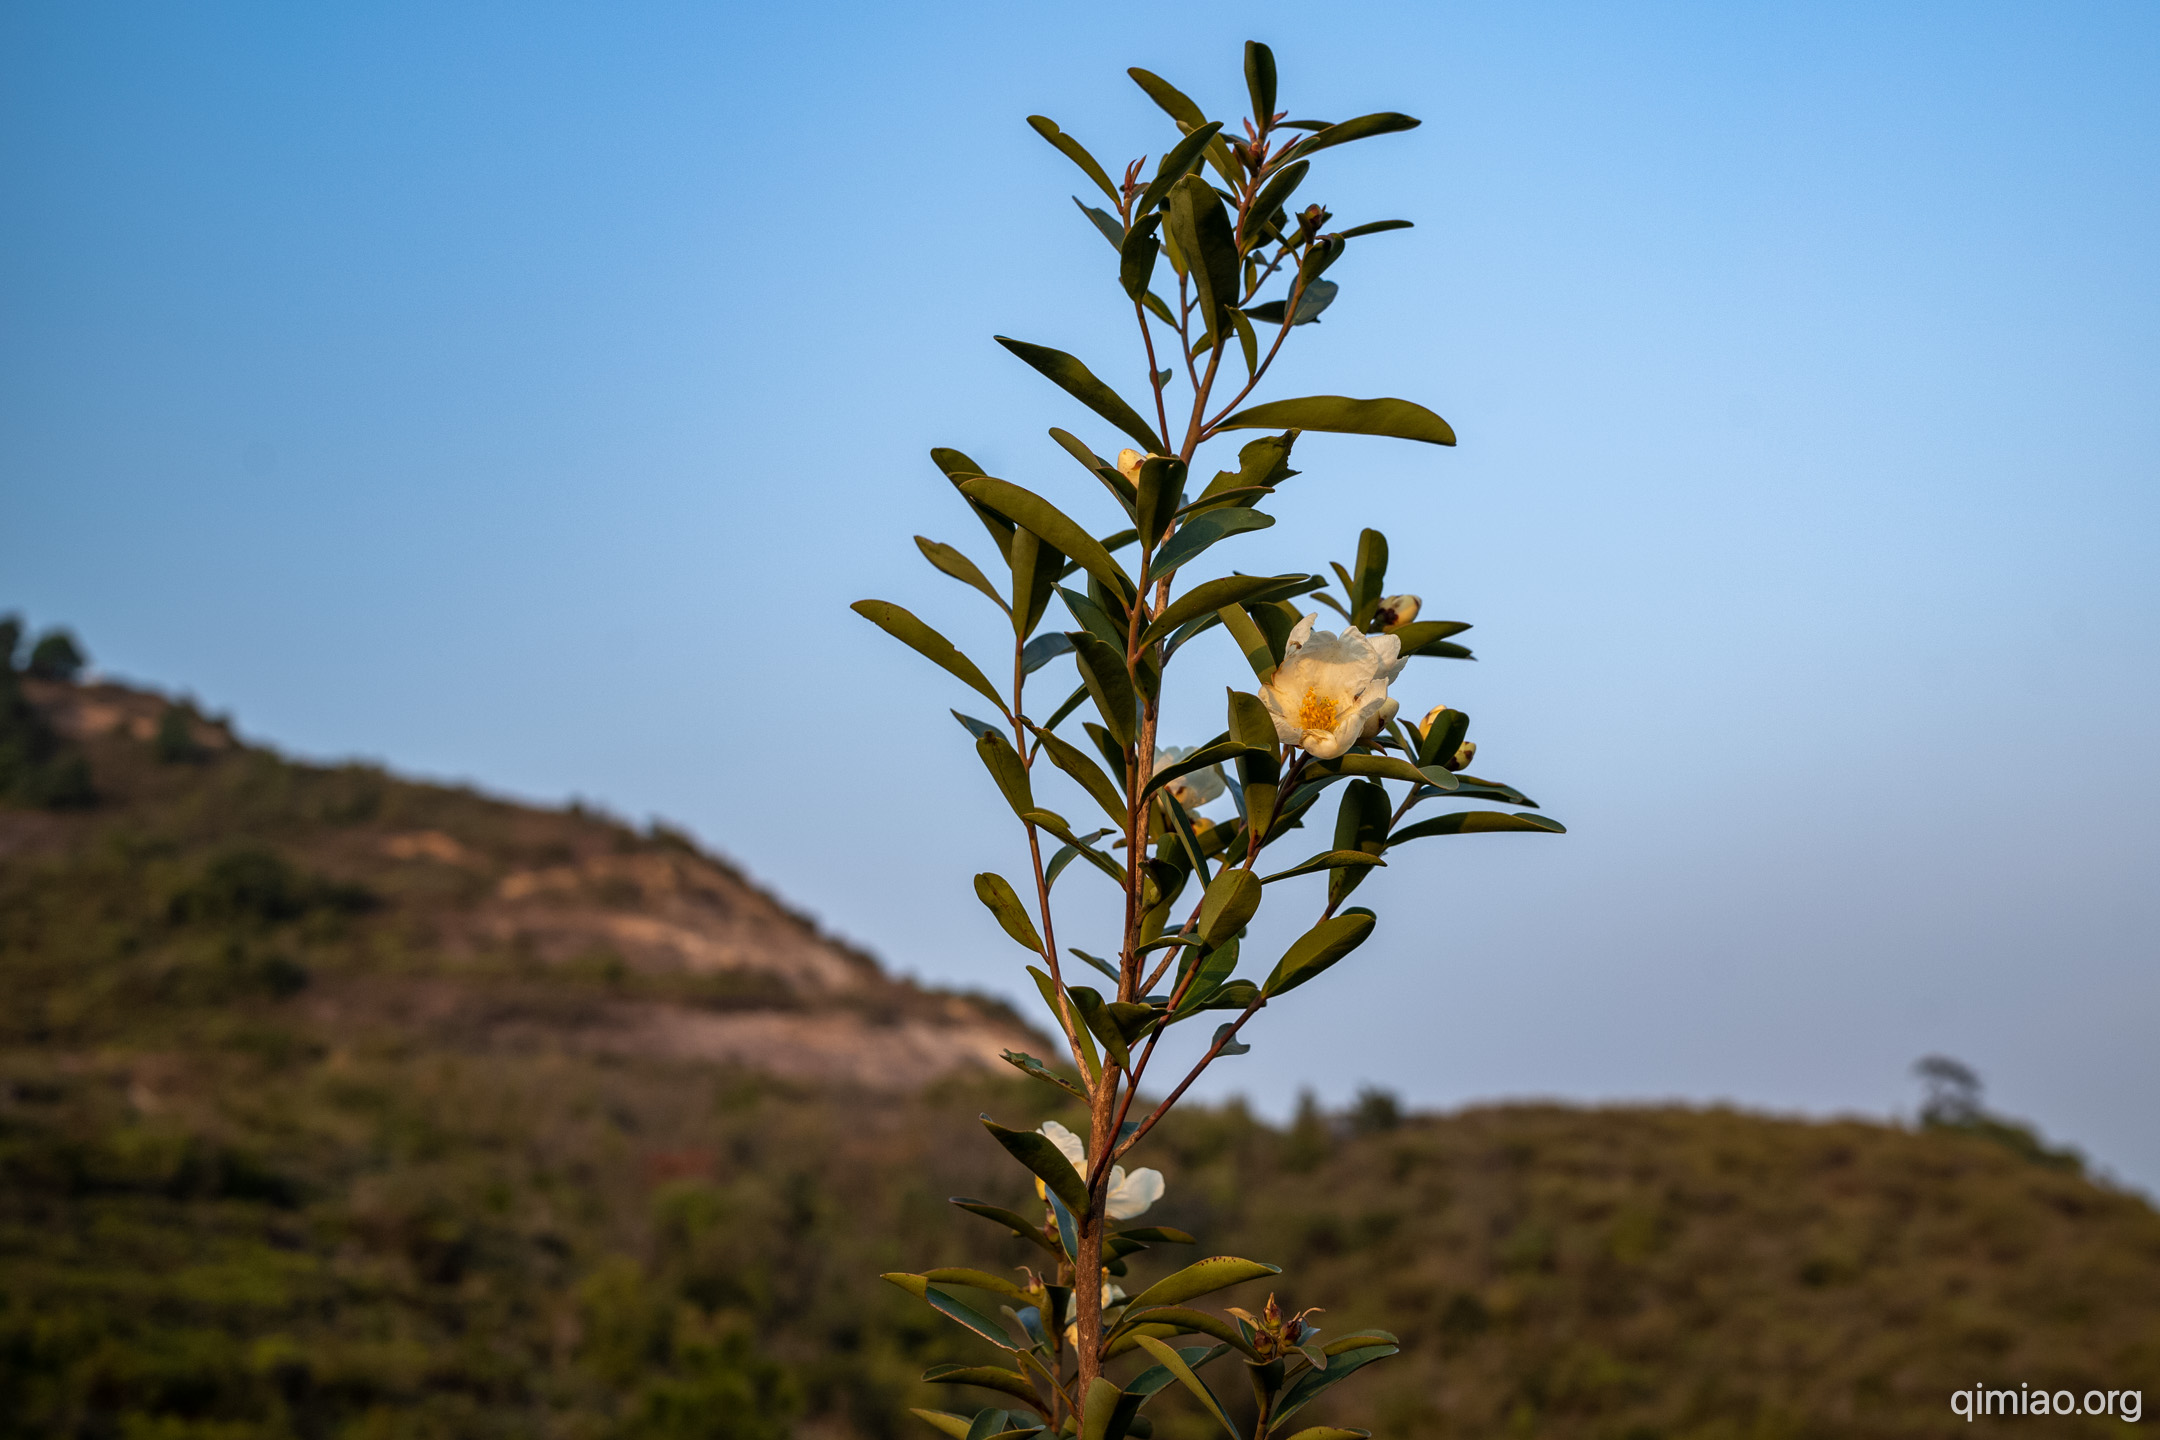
[10,676,1038,1088]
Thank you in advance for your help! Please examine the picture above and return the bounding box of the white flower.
[1116,448,1146,484]
[1259,615,1408,761]
[1037,1120,1165,1220]
[1371,594,1421,629]
[1152,745,1225,812]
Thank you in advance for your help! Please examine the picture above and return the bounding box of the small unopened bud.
[1116,448,1146,484]
[1445,739,1477,773]
[1371,594,1421,629]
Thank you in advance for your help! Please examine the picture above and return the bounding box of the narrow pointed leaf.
[1244,42,1278,135]
[1149,509,1278,581]
[995,338,1166,453]
[1214,395,1455,446]
[1260,850,1386,884]
[961,475,1133,593]
[1002,1049,1087,1100]
[1068,631,1138,748]
[1286,111,1420,157]
[974,873,1044,953]
[923,1365,1047,1415]
[917,537,1011,613]
[1027,115,1121,203]
[1338,218,1413,238]
[1389,811,1566,843]
[1137,570,1297,649]
[1072,195,1125,250]
[981,1115,1090,1211]
[1122,1256,1281,1315]
[949,1197,1061,1256]
[853,601,1007,711]
[1262,912,1376,997]
[1196,869,1261,948]
[1132,120,1225,219]
[925,1285,1019,1350]
[908,1409,974,1440]
[1021,631,1074,674]
[1030,725,1129,826]
[1131,1335,1239,1438]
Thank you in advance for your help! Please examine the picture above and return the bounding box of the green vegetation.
[2,673,2155,1438]
[0,615,94,808]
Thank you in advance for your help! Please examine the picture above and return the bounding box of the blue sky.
[6,3,2156,1189]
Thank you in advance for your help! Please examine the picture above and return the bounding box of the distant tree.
[0,620,95,808]
[1350,1085,1404,1135]
[1915,1054,1982,1125]
[26,628,86,681]
[0,614,21,671]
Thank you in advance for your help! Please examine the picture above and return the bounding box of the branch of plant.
[1013,635,1097,1093]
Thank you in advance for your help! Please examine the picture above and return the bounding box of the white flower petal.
[1038,1120,1086,1170]
[1106,1166,1165,1219]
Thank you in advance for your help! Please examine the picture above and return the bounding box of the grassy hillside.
[2,666,2155,1439]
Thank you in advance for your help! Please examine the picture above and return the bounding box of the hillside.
[2,661,2156,1440]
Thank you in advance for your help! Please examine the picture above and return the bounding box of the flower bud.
[1371,594,1421,629]
[1445,739,1476,772]
[1116,448,1146,484]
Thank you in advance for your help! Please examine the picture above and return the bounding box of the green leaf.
[1388,618,1471,653]
[1148,509,1278,582]
[973,873,1044,953]
[1026,115,1121,203]
[961,475,1134,594]
[1199,431,1301,501]
[1118,216,1164,302]
[1338,218,1413,238]
[1123,1255,1281,1315]
[1133,120,1225,219]
[976,732,1036,819]
[923,1365,1047,1415]
[1218,604,1277,682]
[1388,811,1566,843]
[1329,778,1391,906]
[1167,174,1239,341]
[1045,828,1114,890]
[1068,631,1138,749]
[1001,1049,1087,1100]
[1072,195,1125,250]
[1021,631,1073,675]
[1109,1307,1256,1357]
[994,338,1166,454]
[1214,394,1455,446]
[1133,454,1187,552]
[925,1285,1019,1350]
[1350,528,1387,623]
[1080,1376,1123,1440]
[923,1268,1035,1303]
[1006,527,1067,639]
[1143,737,1261,801]
[1260,850,1386,884]
[951,710,1005,745]
[908,1409,974,1440]
[1279,1430,1371,1440]
[1116,1224,1196,1244]
[1244,42,1278,129]
[1286,110,1421,157]
[1128,66,1206,126]
[1262,911,1376,997]
[1309,752,1457,790]
[1271,1342,1401,1427]
[1028,966,1102,1083]
[1131,1335,1239,1438]
[1138,571,1298,650]
[852,601,1007,712]
[981,1115,1090,1212]
[1244,278,1338,327]
[1066,985,1131,1069]
[917,537,1011,614]
[1242,160,1308,245]
[1196,869,1261,948]
[948,1197,1061,1256]
[1030,725,1129,827]
[1225,687,1276,752]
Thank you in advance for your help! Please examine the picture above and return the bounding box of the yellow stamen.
[1297,688,1337,732]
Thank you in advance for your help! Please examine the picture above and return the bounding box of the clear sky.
[6,3,2156,1189]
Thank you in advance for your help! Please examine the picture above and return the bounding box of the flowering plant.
[857,42,1562,1439]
